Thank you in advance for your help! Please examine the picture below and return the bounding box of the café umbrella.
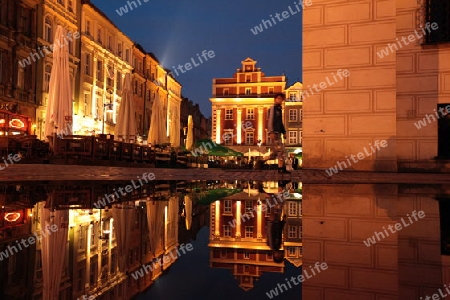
[186,115,194,150]
[44,25,73,144]
[114,73,136,142]
[148,91,167,145]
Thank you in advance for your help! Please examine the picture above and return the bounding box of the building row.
[210,58,303,154]
[0,0,209,146]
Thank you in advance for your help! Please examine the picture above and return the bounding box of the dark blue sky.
[91,0,302,117]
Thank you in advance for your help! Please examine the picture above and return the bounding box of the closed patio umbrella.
[186,115,193,150]
[44,25,73,145]
[114,73,136,142]
[148,91,167,145]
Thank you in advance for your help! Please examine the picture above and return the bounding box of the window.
[224,200,232,214]
[244,265,250,273]
[44,65,51,93]
[288,247,296,256]
[266,252,273,261]
[269,87,274,94]
[108,35,113,51]
[245,88,251,95]
[289,93,297,101]
[223,89,229,96]
[17,64,24,89]
[90,263,97,285]
[85,20,91,36]
[84,93,90,116]
[220,249,227,258]
[299,203,302,216]
[68,0,74,13]
[77,269,84,291]
[299,226,302,238]
[224,131,233,145]
[245,226,253,238]
[85,53,91,76]
[97,60,103,81]
[288,225,297,238]
[125,49,130,62]
[425,0,450,43]
[225,109,233,120]
[118,42,122,57]
[299,131,303,145]
[57,0,64,5]
[245,132,254,145]
[246,75,251,82]
[223,225,231,237]
[91,224,96,247]
[246,108,254,120]
[288,131,297,145]
[245,201,253,213]
[97,28,102,44]
[288,202,297,216]
[244,251,250,259]
[45,17,52,42]
[289,109,297,122]
[78,226,84,250]
[299,109,303,121]
[117,72,122,90]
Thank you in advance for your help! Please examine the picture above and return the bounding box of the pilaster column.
[257,203,262,239]
[237,109,242,144]
[258,107,264,142]
[214,201,220,237]
[215,109,221,144]
[236,201,241,238]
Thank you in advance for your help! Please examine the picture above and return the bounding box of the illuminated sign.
[9,119,25,129]
[4,212,21,222]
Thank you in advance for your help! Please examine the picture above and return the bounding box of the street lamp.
[102,89,114,135]
[257,139,262,158]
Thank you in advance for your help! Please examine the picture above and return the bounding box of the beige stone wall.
[303,0,397,171]
[395,1,450,160]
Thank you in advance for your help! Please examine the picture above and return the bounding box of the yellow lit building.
[210,58,286,153]
[284,82,303,152]
[76,1,133,136]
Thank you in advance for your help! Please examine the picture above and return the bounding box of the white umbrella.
[146,200,165,256]
[44,25,73,142]
[112,204,135,273]
[169,102,180,147]
[148,91,167,145]
[114,73,136,142]
[184,195,192,230]
[186,115,193,150]
[40,201,69,300]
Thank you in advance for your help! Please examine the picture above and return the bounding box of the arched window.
[44,65,51,93]
[45,17,52,43]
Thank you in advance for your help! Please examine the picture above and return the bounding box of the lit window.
[97,60,103,81]
[299,109,303,121]
[245,132,254,145]
[45,17,52,42]
[245,227,253,238]
[289,93,297,101]
[223,225,231,237]
[288,131,297,145]
[84,53,91,76]
[245,201,253,212]
[288,225,297,238]
[288,202,297,216]
[288,247,296,256]
[289,109,297,122]
[225,109,233,120]
[224,200,232,214]
[224,131,233,145]
[246,108,254,120]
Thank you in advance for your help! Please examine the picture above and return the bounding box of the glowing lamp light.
[0,119,5,124]
[4,212,21,222]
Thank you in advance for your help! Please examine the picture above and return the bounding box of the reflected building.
[208,181,303,290]
[302,183,450,300]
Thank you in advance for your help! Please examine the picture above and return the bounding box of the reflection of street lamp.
[102,89,114,135]
[183,126,187,146]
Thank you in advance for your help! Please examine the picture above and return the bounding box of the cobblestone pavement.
[2,164,450,184]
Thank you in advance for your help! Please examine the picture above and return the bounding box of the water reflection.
[1,181,449,299]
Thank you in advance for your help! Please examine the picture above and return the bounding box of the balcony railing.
[425,0,450,43]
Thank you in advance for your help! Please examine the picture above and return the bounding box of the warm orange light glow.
[0,119,5,124]
[9,119,25,129]
[5,212,21,222]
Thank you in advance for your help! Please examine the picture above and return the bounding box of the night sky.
[91,0,302,117]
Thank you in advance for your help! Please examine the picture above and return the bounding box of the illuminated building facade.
[302,0,450,171]
[76,1,133,136]
[0,0,39,136]
[284,82,303,152]
[210,58,286,153]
